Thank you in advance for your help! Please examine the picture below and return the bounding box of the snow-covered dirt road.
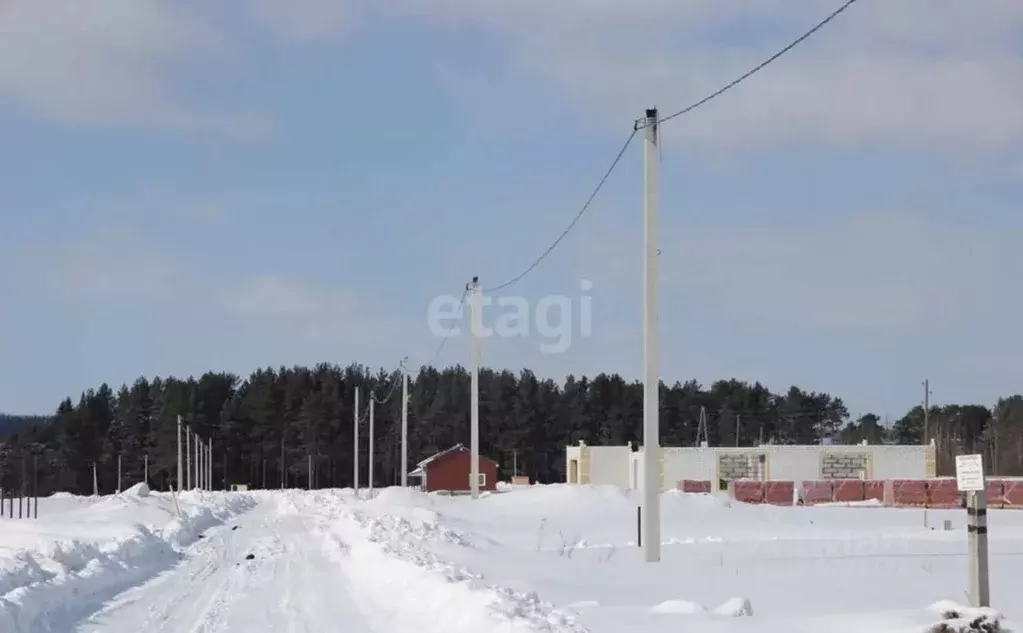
[75,497,381,633]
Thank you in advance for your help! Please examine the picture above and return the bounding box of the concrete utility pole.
[194,434,200,490]
[117,454,122,493]
[640,107,661,563]
[177,416,182,491]
[208,441,213,491]
[401,359,410,488]
[923,379,930,445]
[186,426,191,490]
[308,454,313,490]
[144,453,149,484]
[92,462,98,496]
[369,399,375,498]
[468,276,482,500]
[354,387,360,494]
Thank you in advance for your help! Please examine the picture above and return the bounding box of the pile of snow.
[278,491,585,633]
[647,596,753,617]
[650,599,707,614]
[0,489,256,632]
[121,481,150,498]
[714,597,754,617]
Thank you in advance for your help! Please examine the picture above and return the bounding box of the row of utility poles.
[176,415,215,492]
[351,357,412,498]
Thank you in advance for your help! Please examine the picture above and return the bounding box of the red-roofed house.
[408,444,499,493]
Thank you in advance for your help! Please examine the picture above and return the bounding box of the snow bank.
[650,599,706,614]
[0,490,256,632]
[276,491,585,633]
[339,509,585,633]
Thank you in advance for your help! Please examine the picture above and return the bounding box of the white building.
[564,440,936,492]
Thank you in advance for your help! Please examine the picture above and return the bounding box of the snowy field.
[0,483,1017,632]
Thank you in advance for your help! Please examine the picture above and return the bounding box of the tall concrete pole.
[640,107,661,563]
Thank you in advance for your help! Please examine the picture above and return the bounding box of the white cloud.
[0,0,271,137]
[574,211,1021,330]
[398,0,1023,147]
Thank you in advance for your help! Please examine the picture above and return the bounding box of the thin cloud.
[0,0,272,138]
[401,0,1023,148]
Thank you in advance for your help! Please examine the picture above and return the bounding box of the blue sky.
[1,0,1021,419]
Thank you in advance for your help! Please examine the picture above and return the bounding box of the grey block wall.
[820,452,868,479]
[718,453,766,481]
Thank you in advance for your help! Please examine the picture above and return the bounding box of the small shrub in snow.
[927,602,1005,633]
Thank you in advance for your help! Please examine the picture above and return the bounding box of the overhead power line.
[425,285,469,367]
[478,0,859,294]
[483,129,638,294]
[651,0,860,127]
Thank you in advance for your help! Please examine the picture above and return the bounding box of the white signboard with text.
[955,454,985,492]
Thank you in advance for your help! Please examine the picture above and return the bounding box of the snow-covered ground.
[0,482,1017,632]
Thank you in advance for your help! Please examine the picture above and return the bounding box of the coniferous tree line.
[1,364,1022,496]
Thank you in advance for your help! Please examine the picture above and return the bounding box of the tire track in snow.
[77,496,384,633]
[73,504,271,633]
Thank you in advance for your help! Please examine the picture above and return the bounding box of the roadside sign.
[955,454,985,492]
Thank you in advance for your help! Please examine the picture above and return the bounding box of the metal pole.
[369,399,375,498]
[354,387,360,493]
[468,276,481,499]
[967,490,990,606]
[177,416,183,492]
[640,107,661,562]
[401,366,409,487]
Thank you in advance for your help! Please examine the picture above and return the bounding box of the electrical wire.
[478,0,859,295]
[648,0,860,127]
[482,128,638,294]
[424,286,468,368]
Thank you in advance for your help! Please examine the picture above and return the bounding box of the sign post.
[955,453,989,607]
